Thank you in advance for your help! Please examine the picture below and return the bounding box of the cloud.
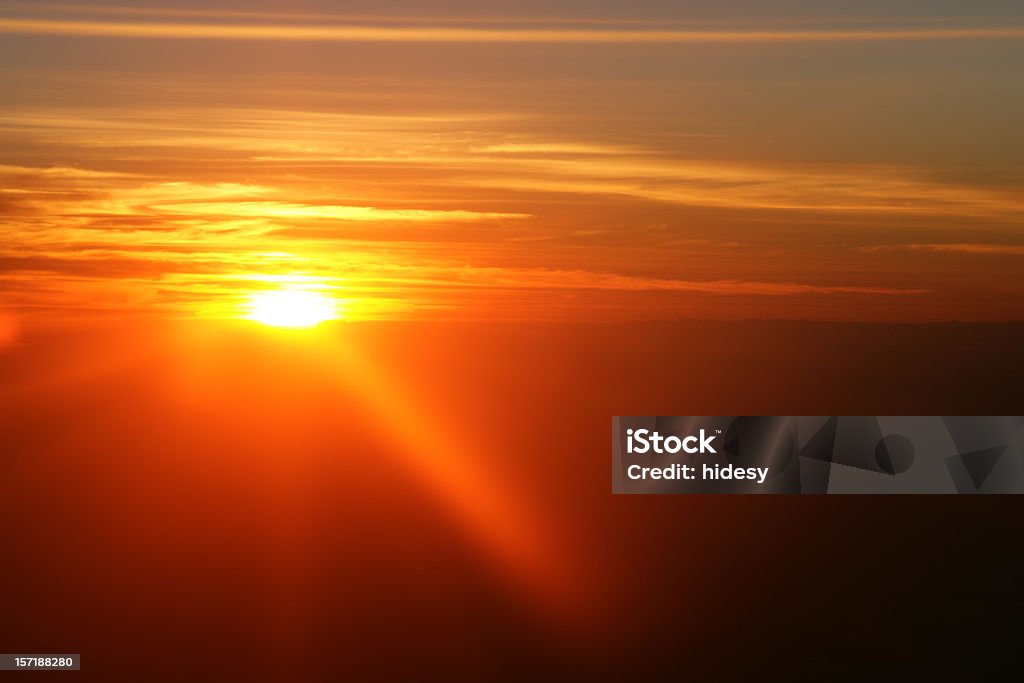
[427,267,929,296]
[0,100,1006,321]
[153,201,527,223]
[0,164,131,179]
[476,143,633,155]
[863,243,1024,256]
[2,17,1023,43]
[1,170,527,227]
[457,159,1024,219]
[7,105,1020,221]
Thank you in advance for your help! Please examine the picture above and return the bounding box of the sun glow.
[244,288,341,328]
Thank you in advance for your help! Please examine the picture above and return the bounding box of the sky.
[2,0,1023,322]
[3,5,1024,678]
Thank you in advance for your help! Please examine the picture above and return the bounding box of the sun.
[244,289,341,328]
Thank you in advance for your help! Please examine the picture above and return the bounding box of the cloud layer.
[2,4,1023,322]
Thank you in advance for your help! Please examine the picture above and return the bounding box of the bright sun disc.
[245,289,340,328]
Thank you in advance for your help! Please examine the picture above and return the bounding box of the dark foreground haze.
[2,319,1022,680]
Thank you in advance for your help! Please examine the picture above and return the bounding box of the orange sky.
[2,5,1024,676]
[2,1,1023,322]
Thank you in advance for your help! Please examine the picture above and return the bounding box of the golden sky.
[2,1,1023,322]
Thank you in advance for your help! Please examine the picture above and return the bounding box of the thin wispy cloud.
[427,267,929,296]
[5,2,1015,30]
[863,243,1024,256]
[2,17,1023,43]
[5,107,1021,220]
